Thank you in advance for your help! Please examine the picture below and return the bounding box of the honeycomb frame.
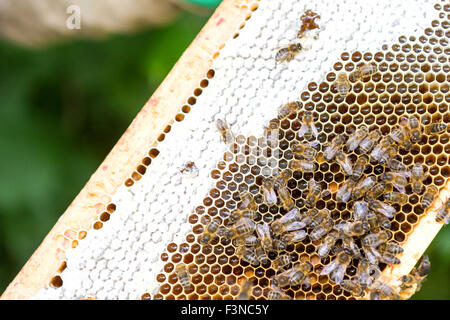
[2,0,449,300]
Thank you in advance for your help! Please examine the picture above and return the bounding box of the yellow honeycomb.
[133,2,449,301]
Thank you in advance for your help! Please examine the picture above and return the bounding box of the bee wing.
[445,215,450,225]
[321,189,331,198]
[391,182,406,194]
[320,260,337,276]
[311,123,319,138]
[302,276,311,290]
[318,243,331,258]
[363,247,378,265]
[280,208,301,223]
[331,266,347,284]
[395,171,411,178]
[297,122,309,138]
[264,188,278,205]
[256,222,271,240]
[289,230,307,242]
[378,203,395,218]
[336,185,351,203]
[285,221,307,232]
[341,160,353,176]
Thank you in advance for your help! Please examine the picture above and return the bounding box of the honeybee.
[370,280,401,300]
[366,210,381,232]
[305,179,324,208]
[229,208,259,223]
[225,218,256,240]
[406,115,422,143]
[309,217,334,241]
[292,142,318,161]
[355,258,379,288]
[335,150,353,176]
[390,125,412,151]
[436,198,450,224]
[417,255,431,277]
[238,191,258,211]
[289,159,317,173]
[379,252,401,265]
[334,72,351,98]
[323,135,346,161]
[352,155,369,181]
[280,230,308,244]
[272,239,288,252]
[381,171,410,194]
[256,222,273,251]
[233,234,259,247]
[365,182,387,200]
[378,242,403,255]
[271,208,306,235]
[237,279,254,300]
[298,111,319,140]
[336,178,357,203]
[180,161,199,178]
[346,125,369,152]
[368,199,396,218]
[340,279,364,296]
[277,186,295,211]
[357,63,377,80]
[370,135,395,163]
[277,101,300,120]
[386,158,406,172]
[410,163,426,194]
[320,249,352,284]
[267,285,292,300]
[288,261,314,288]
[270,208,303,235]
[383,192,408,205]
[199,217,221,245]
[264,119,280,147]
[175,263,191,291]
[216,119,235,144]
[421,185,439,209]
[317,230,339,258]
[378,145,398,166]
[349,69,362,82]
[424,122,447,135]
[261,177,277,205]
[236,246,259,266]
[352,175,377,200]
[297,9,321,39]
[377,213,392,230]
[307,208,329,229]
[334,220,370,237]
[362,230,391,249]
[353,200,369,221]
[359,129,382,154]
[272,255,293,270]
[273,169,292,190]
[275,43,303,63]
[255,244,270,265]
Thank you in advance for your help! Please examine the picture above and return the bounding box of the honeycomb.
[29,0,449,300]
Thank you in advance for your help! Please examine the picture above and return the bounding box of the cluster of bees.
[173,100,448,299]
[275,10,320,63]
[172,10,450,301]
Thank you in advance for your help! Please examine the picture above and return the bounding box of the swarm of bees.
[275,10,320,63]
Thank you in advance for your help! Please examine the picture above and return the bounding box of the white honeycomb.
[32,0,441,299]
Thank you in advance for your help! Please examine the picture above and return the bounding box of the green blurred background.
[0,9,449,299]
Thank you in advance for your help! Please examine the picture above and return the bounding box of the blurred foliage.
[0,9,449,300]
